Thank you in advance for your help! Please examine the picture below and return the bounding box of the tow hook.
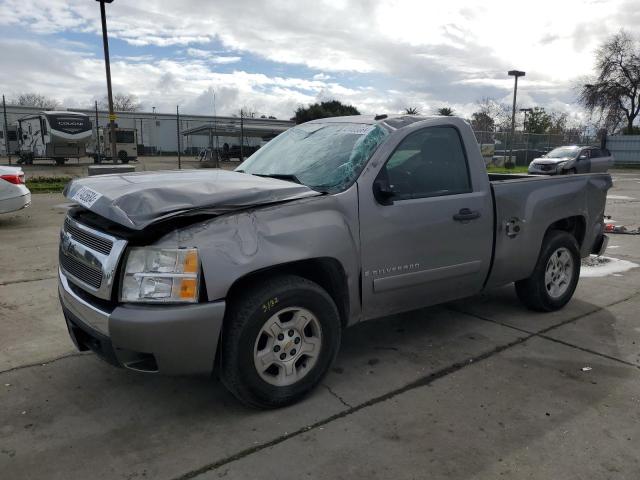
[505,218,523,238]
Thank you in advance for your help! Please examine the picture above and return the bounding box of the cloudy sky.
[0,0,636,120]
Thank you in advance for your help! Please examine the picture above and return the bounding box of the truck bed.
[485,172,612,289]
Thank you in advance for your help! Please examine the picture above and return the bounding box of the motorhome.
[17,111,92,165]
[91,126,138,163]
[0,125,18,156]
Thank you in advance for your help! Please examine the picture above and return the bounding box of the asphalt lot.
[0,169,639,479]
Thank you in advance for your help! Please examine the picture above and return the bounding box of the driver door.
[357,125,493,319]
[576,148,591,173]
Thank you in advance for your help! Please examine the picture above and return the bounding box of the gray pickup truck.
[59,115,611,408]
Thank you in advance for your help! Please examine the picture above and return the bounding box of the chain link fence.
[473,130,597,167]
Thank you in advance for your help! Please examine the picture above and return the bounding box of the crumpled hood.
[531,156,574,165]
[64,169,321,230]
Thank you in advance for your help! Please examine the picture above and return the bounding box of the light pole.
[96,0,118,164]
[520,107,532,164]
[507,70,525,168]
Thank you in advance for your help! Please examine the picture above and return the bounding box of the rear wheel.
[515,230,580,311]
[54,157,65,166]
[118,150,129,163]
[221,275,341,408]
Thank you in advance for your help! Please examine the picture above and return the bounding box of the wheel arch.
[225,257,350,328]
[544,215,586,248]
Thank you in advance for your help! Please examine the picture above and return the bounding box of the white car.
[0,166,31,214]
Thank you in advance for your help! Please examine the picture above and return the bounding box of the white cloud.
[185,48,242,64]
[0,0,637,119]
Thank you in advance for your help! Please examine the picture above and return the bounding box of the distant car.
[0,166,31,214]
[528,146,614,175]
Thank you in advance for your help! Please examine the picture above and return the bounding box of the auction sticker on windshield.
[71,186,102,208]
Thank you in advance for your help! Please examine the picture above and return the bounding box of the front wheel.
[221,275,341,408]
[515,230,580,312]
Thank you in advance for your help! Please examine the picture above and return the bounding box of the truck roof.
[307,114,457,130]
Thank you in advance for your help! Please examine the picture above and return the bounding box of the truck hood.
[530,156,574,165]
[64,169,321,230]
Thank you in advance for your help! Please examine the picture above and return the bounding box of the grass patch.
[486,165,529,174]
[26,176,73,193]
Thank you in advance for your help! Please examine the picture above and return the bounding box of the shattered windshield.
[236,122,389,193]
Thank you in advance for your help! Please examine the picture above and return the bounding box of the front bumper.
[59,269,225,376]
[527,164,563,175]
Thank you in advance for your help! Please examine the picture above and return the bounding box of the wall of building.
[0,105,294,155]
[607,135,640,165]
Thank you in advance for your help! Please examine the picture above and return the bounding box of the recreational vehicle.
[0,125,19,156]
[91,126,138,163]
[17,111,92,165]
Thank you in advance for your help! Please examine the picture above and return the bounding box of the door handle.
[453,208,481,222]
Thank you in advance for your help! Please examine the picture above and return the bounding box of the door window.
[589,148,601,158]
[378,126,471,200]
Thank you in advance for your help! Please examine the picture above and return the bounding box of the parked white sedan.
[0,166,31,214]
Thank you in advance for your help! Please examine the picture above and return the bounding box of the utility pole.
[507,70,525,169]
[97,0,118,163]
[94,100,101,159]
[240,109,244,162]
[176,105,181,169]
[139,118,143,147]
[520,107,532,165]
[2,94,10,164]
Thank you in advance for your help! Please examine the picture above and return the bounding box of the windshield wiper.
[253,173,302,185]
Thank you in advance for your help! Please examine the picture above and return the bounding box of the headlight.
[556,161,567,169]
[120,247,200,303]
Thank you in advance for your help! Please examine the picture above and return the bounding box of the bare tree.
[473,97,512,132]
[404,107,419,115]
[101,93,140,112]
[579,30,640,134]
[13,93,59,110]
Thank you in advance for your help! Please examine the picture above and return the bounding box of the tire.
[563,168,576,175]
[54,157,65,166]
[221,275,341,408]
[515,230,580,312]
[118,151,129,163]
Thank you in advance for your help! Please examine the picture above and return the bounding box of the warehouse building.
[1,105,294,156]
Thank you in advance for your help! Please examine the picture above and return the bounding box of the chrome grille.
[59,252,102,288]
[64,218,113,255]
[59,216,127,300]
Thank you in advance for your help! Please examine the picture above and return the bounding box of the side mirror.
[373,179,395,206]
[578,154,588,160]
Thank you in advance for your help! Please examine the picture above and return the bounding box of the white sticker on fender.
[71,186,102,208]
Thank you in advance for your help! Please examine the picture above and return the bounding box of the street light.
[507,70,525,168]
[96,0,118,164]
[520,108,533,165]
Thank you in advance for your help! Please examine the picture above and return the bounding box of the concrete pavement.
[0,170,639,479]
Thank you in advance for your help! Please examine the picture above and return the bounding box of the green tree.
[470,111,495,132]
[404,107,419,115]
[525,107,552,134]
[579,30,640,134]
[437,107,455,116]
[293,100,360,124]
